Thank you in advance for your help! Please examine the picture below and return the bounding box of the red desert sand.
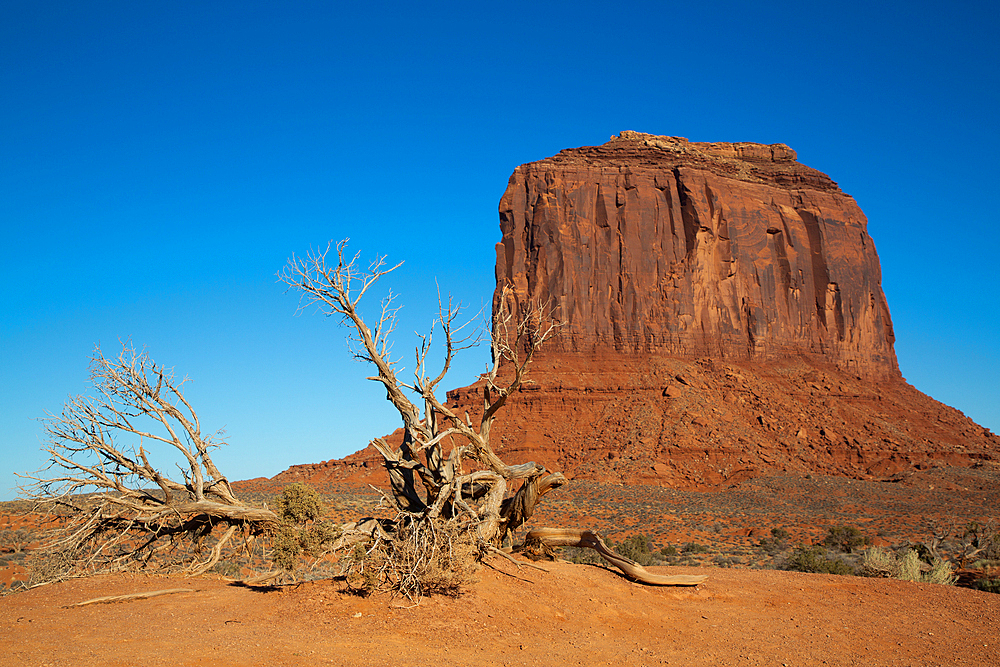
[2,558,997,667]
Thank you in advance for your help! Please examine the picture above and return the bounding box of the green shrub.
[858,545,897,577]
[300,522,341,558]
[759,532,788,556]
[896,549,924,581]
[561,545,603,565]
[210,560,242,578]
[660,544,678,557]
[771,527,790,541]
[713,555,742,568]
[923,559,957,585]
[783,546,854,575]
[972,577,1000,594]
[270,483,341,574]
[683,542,710,555]
[271,526,303,573]
[823,526,869,553]
[277,483,323,524]
[614,534,658,566]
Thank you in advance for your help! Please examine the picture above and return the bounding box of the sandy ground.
[1,557,997,667]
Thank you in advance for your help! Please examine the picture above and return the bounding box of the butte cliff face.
[495,131,897,378]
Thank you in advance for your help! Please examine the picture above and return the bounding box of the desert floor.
[2,556,998,667]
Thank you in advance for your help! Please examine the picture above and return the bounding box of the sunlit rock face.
[494,131,898,379]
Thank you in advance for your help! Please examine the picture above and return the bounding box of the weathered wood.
[65,588,196,608]
[525,528,709,586]
[23,344,281,583]
[501,472,567,539]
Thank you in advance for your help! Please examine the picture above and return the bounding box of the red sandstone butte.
[258,132,997,493]
[494,131,897,379]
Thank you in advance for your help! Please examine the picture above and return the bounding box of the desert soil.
[2,557,997,667]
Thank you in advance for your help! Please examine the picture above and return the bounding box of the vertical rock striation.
[495,131,898,378]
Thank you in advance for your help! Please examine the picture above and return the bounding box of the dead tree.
[279,241,707,592]
[21,343,279,582]
[280,240,564,548]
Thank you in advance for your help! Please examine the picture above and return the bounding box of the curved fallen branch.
[524,528,708,586]
[65,588,196,608]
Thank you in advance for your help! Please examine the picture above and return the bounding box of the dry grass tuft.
[858,547,956,585]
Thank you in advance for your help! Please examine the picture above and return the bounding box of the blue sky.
[2,0,997,500]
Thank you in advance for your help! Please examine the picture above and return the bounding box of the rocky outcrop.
[495,131,897,378]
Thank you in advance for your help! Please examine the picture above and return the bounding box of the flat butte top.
[531,130,843,194]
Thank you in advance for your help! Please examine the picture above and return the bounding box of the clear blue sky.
[2,0,997,500]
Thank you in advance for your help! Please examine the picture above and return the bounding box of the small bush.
[896,549,924,581]
[971,577,1000,594]
[270,483,341,575]
[683,542,710,555]
[278,483,324,524]
[771,527,790,541]
[783,546,854,575]
[760,527,791,554]
[300,522,341,558]
[823,526,869,553]
[613,534,658,566]
[271,526,304,573]
[561,545,603,565]
[660,544,678,557]
[713,555,742,568]
[923,559,957,585]
[210,560,242,578]
[858,546,896,578]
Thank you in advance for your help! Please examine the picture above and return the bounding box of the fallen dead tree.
[20,343,279,586]
[279,240,708,596]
